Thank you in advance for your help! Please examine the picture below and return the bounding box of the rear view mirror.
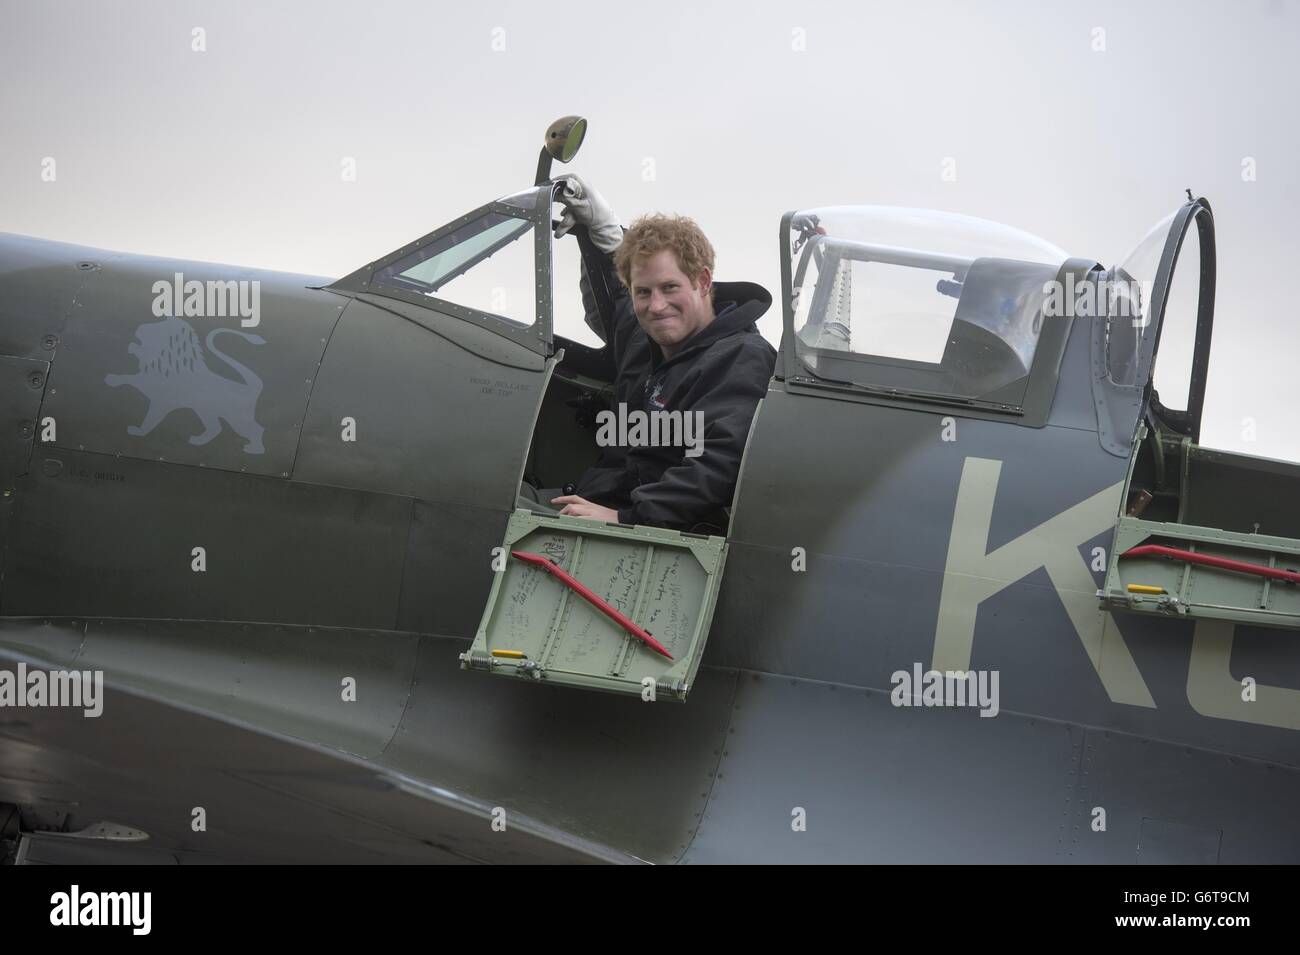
[535,115,587,184]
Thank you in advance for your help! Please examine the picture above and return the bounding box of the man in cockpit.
[535,175,776,534]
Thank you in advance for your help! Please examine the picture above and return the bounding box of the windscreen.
[374,210,536,327]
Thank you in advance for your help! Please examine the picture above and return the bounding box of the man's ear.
[694,266,713,297]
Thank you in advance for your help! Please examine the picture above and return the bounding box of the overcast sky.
[2,0,1297,460]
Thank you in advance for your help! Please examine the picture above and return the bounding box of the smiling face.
[629,249,714,359]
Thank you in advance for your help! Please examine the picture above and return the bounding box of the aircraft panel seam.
[673,666,742,864]
[704,663,1300,772]
[286,290,351,480]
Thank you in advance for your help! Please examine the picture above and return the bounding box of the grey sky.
[2,0,1297,459]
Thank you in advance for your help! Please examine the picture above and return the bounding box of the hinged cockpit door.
[1100,414,1300,631]
[461,510,728,702]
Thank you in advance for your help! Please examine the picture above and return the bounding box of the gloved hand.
[553,173,623,254]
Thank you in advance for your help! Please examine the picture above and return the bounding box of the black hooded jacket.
[572,227,776,532]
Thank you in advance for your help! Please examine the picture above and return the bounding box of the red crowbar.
[511,550,674,660]
[1121,544,1300,584]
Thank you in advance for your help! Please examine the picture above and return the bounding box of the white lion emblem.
[105,316,267,454]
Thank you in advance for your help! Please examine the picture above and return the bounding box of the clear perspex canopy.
[787,206,1070,408]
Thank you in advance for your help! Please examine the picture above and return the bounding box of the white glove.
[554,173,623,254]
